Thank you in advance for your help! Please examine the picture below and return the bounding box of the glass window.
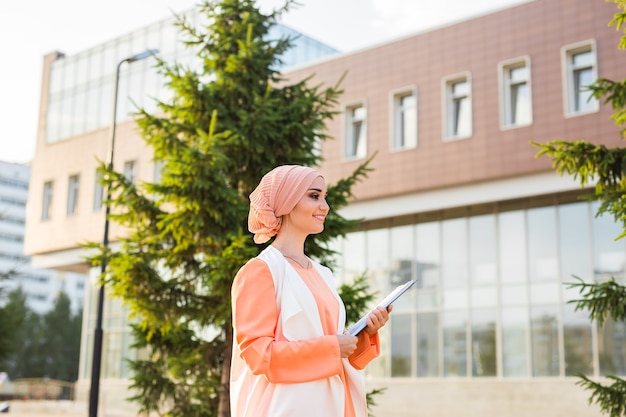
[527,206,558,282]
[444,76,472,139]
[123,160,137,183]
[416,221,440,309]
[501,59,532,127]
[67,174,80,216]
[441,218,468,287]
[366,228,390,291]
[559,203,593,283]
[344,104,367,159]
[499,211,527,284]
[93,170,104,211]
[502,306,529,377]
[563,43,598,115]
[563,302,593,375]
[471,309,497,377]
[443,310,468,376]
[343,231,366,281]
[390,225,415,312]
[392,91,417,150]
[530,305,560,376]
[592,203,626,281]
[469,215,497,285]
[416,312,439,377]
[391,314,412,376]
[42,181,54,221]
[598,316,626,376]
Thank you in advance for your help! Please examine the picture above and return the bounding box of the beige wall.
[368,379,602,417]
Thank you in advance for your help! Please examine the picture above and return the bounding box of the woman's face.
[283,176,330,237]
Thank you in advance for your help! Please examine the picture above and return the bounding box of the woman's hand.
[336,334,358,358]
[365,305,392,336]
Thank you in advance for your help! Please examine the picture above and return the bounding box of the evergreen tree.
[0,288,44,379]
[532,2,626,416]
[86,1,376,416]
[42,292,82,381]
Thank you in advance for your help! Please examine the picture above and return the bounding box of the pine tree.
[532,2,626,416]
[42,292,82,382]
[86,1,375,416]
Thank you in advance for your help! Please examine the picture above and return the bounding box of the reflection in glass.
[563,303,593,375]
[530,305,559,376]
[366,229,390,292]
[343,231,365,281]
[443,311,467,376]
[499,211,527,284]
[442,218,468,287]
[592,202,626,281]
[469,215,497,285]
[416,312,439,377]
[559,203,593,282]
[502,306,529,376]
[528,207,558,281]
[598,316,626,376]
[391,314,412,376]
[416,222,440,288]
[471,309,497,376]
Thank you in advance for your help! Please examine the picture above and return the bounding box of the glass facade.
[334,201,626,379]
[45,9,337,145]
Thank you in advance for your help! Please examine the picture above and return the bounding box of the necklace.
[283,254,311,269]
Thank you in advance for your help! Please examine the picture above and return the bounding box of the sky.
[0,0,529,164]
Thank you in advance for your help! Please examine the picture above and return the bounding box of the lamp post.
[89,48,158,417]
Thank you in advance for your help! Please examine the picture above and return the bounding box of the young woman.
[230,165,391,417]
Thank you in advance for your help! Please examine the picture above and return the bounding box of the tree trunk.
[217,321,232,417]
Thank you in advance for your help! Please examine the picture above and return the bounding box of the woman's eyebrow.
[308,188,324,192]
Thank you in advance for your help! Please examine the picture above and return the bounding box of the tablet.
[346,279,417,336]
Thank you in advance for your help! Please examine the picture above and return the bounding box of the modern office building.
[25,0,625,415]
[0,161,84,315]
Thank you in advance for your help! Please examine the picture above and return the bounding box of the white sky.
[0,0,528,164]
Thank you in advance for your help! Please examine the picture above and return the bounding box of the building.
[0,161,84,314]
[24,0,625,416]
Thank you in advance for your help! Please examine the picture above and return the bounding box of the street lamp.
[89,48,158,417]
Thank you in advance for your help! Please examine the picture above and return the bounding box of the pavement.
[1,401,136,417]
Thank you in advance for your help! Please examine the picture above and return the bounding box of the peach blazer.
[230,246,379,417]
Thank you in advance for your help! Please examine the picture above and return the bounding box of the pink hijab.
[248,165,323,244]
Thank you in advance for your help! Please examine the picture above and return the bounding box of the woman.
[230,165,391,417]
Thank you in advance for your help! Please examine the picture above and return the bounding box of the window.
[123,160,137,183]
[500,58,532,128]
[443,74,472,139]
[93,170,104,211]
[562,41,598,115]
[391,89,417,150]
[67,174,80,216]
[344,103,367,159]
[42,181,54,221]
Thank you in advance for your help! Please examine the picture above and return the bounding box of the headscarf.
[248,165,323,244]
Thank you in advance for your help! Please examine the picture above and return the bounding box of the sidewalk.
[4,400,135,417]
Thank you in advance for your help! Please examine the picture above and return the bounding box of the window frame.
[561,39,599,117]
[123,160,138,183]
[67,174,80,217]
[442,73,473,141]
[390,86,418,152]
[499,56,533,130]
[342,101,368,160]
[42,180,54,221]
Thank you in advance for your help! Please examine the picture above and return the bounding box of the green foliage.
[576,375,626,417]
[0,289,81,382]
[567,277,626,326]
[83,0,376,416]
[532,2,626,416]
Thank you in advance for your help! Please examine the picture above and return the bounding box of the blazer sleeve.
[232,259,343,384]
